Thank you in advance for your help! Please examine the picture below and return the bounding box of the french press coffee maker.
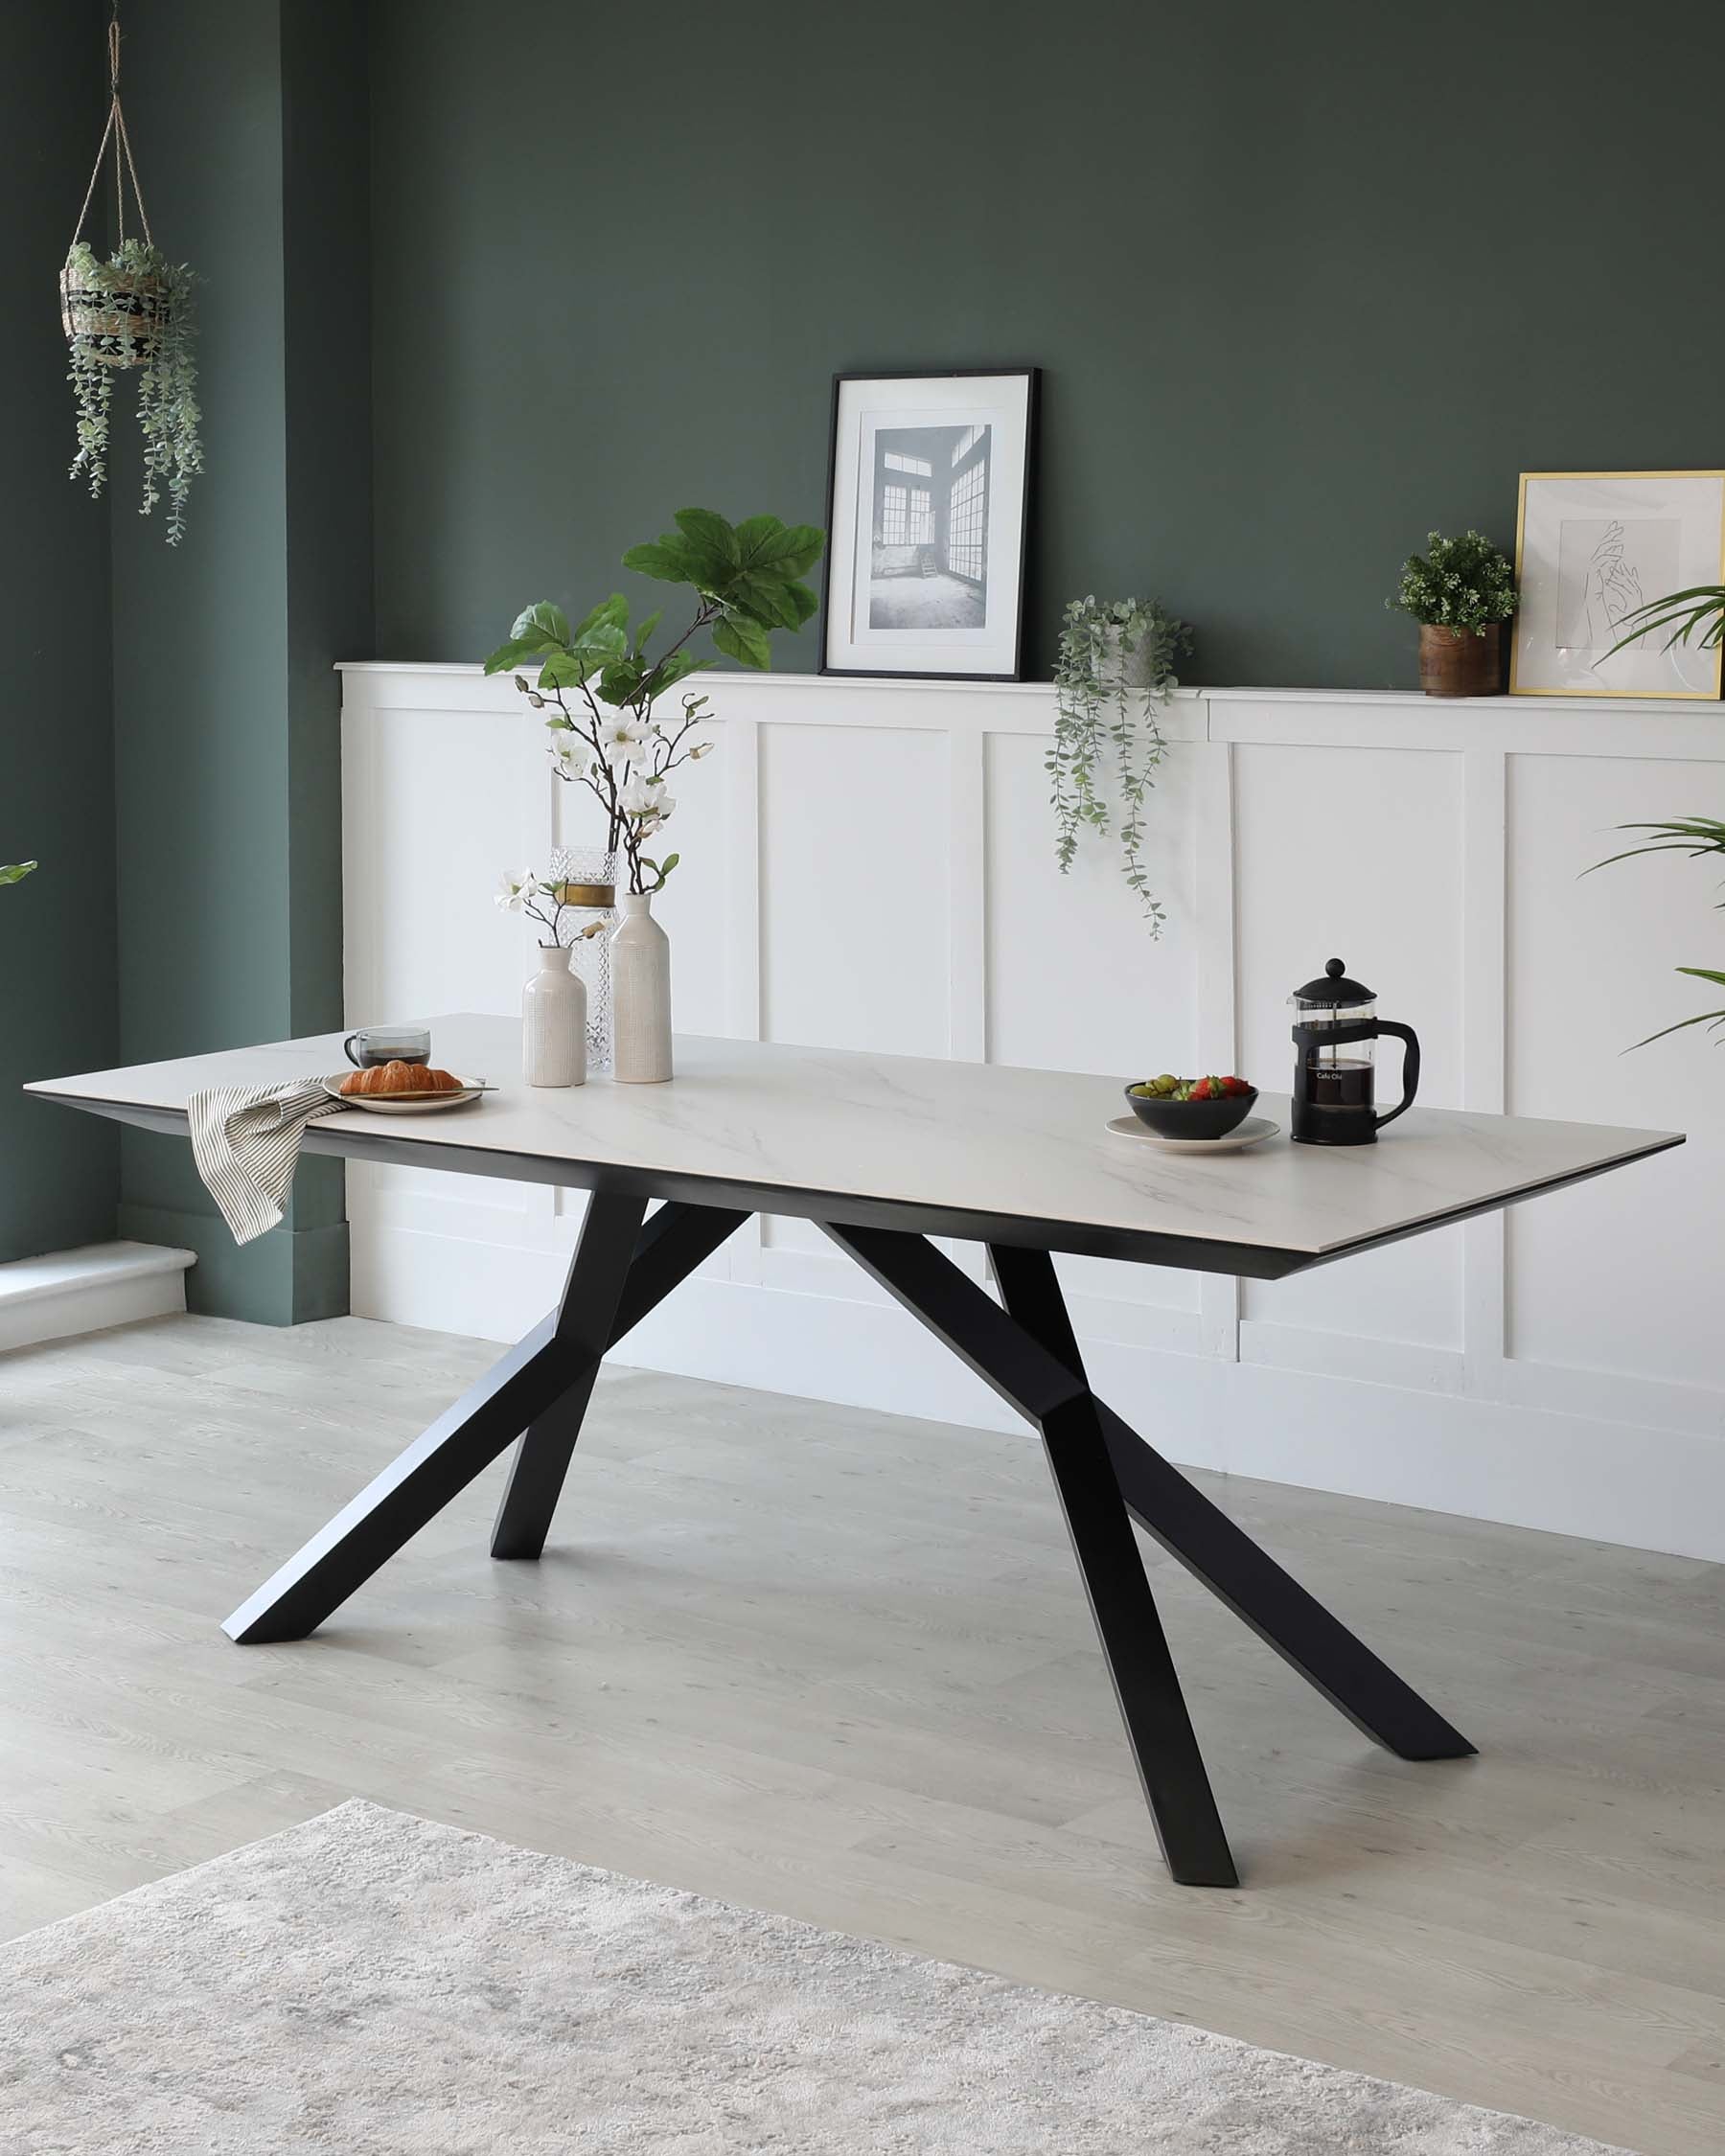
[1289,959,1420,1146]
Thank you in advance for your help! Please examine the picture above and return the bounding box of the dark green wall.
[107,0,370,1319]
[368,0,1725,688]
[0,7,119,1263]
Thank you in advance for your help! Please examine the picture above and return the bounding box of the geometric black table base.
[222,1193,1474,1888]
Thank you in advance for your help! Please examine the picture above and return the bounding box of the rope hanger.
[70,5,154,255]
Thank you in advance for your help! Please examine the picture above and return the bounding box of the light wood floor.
[2,1314,1722,2153]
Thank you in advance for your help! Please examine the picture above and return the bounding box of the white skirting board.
[351,1217,1725,1564]
[0,1240,195,1352]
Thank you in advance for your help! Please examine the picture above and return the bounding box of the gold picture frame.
[1509,468,1725,699]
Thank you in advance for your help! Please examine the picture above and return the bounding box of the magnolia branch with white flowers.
[525,674,713,897]
[485,508,826,899]
[493,869,612,947]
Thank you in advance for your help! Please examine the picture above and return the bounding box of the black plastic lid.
[1293,957,1374,1007]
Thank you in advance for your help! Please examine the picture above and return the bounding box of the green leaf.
[0,860,38,886]
[732,514,786,565]
[1604,585,1725,659]
[1627,1005,1725,1049]
[576,624,630,662]
[599,659,645,704]
[749,521,825,578]
[622,538,700,585]
[729,573,804,631]
[648,650,714,692]
[484,634,552,676]
[509,601,571,649]
[781,578,819,627]
[673,507,741,575]
[538,652,591,690]
[571,593,630,643]
[713,612,772,669]
[632,608,662,654]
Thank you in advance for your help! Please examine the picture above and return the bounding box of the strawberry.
[1189,1077,1213,1101]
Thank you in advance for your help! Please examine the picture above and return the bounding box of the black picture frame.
[818,367,1040,682]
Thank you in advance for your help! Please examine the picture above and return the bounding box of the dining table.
[26,1013,1683,1887]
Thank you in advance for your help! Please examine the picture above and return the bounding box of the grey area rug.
[0,1801,1629,2154]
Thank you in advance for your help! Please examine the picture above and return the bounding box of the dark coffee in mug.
[344,1025,431,1068]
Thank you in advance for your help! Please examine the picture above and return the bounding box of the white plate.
[322,1074,490,1115]
[1105,1113,1280,1153]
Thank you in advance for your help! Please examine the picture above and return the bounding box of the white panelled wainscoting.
[340,665,1725,1560]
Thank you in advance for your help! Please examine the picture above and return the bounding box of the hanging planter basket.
[61,12,202,542]
[59,251,168,367]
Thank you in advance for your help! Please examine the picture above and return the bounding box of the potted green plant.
[1049,594,1193,935]
[62,239,202,544]
[485,507,824,1082]
[60,16,202,542]
[1388,530,1518,697]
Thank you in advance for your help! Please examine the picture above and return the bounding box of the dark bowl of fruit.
[1125,1073,1258,1139]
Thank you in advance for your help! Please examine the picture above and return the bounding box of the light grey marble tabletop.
[28,1013,1682,1273]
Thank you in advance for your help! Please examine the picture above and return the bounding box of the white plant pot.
[1101,622,1163,696]
[522,942,586,1089]
[611,892,673,1084]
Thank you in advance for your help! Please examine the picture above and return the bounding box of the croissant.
[340,1061,463,1097]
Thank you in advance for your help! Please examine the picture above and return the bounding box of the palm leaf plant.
[1589,817,1725,1046]
[1605,586,1725,663]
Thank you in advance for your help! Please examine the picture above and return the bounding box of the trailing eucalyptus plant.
[63,239,202,543]
[485,508,825,898]
[1049,594,1193,934]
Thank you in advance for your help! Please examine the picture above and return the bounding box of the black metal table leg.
[836,1227,1469,1762]
[1091,1398,1473,1760]
[820,1221,1237,1887]
[223,1198,745,1643]
[492,1200,748,1558]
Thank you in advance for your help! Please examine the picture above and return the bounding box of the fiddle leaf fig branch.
[484,508,824,897]
[1049,594,1193,935]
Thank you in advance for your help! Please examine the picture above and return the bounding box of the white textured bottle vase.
[521,942,586,1088]
[611,892,673,1083]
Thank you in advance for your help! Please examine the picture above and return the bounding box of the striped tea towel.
[188,1078,341,1245]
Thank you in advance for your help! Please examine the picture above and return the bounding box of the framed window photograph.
[819,369,1038,679]
[1510,469,1725,698]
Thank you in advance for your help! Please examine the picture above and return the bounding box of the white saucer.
[1105,1113,1280,1153]
[323,1074,490,1115]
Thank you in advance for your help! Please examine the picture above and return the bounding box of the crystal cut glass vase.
[548,846,618,1072]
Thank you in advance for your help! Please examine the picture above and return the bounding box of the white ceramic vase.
[522,942,586,1089]
[611,892,672,1084]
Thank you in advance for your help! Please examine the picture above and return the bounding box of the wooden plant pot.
[59,262,166,368]
[1418,621,1504,699]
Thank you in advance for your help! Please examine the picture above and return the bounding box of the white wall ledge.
[337,663,1724,759]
